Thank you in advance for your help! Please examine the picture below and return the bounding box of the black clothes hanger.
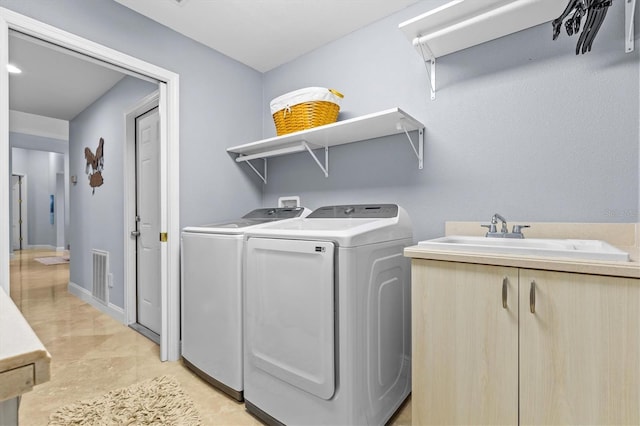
[582,1,612,53]
[553,0,612,54]
[553,0,583,40]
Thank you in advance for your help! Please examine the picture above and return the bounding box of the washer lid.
[182,207,310,234]
[245,204,413,247]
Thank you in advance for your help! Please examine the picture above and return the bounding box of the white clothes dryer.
[180,207,310,401]
[243,204,412,425]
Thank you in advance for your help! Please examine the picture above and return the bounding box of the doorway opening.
[1,8,181,361]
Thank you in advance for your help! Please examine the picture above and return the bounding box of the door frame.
[124,91,159,328]
[0,8,181,361]
[54,172,65,250]
[10,173,27,252]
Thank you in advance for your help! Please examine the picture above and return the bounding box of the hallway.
[9,249,260,425]
[9,249,411,425]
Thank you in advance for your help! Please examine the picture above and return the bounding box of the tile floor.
[10,249,411,425]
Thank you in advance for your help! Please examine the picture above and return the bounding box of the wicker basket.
[270,87,344,136]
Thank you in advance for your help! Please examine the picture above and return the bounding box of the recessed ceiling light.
[7,64,22,74]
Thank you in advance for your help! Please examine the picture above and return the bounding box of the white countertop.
[0,288,51,401]
[405,222,640,279]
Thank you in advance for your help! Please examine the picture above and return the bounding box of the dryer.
[243,204,412,425]
[180,207,309,401]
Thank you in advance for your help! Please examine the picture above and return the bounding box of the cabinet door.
[412,260,519,425]
[520,270,640,425]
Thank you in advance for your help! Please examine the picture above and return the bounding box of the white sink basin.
[418,236,630,262]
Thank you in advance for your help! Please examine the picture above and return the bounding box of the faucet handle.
[481,223,497,233]
[512,224,530,234]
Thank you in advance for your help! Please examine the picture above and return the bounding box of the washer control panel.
[243,207,306,220]
[308,204,398,219]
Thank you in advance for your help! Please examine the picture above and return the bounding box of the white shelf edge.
[234,143,308,162]
[228,107,425,182]
[400,0,569,100]
[227,107,423,156]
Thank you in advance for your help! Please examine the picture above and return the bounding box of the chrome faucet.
[493,213,508,233]
[481,213,529,238]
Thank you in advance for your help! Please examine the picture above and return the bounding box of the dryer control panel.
[308,204,398,219]
[243,207,307,220]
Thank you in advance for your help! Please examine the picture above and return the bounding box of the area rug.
[34,256,69,265]
[48,375,202,426]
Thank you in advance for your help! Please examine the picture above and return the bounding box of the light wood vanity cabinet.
[518,269,640,425]
[412,259,640,426]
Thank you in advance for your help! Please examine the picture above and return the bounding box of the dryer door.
[246,237,335,400]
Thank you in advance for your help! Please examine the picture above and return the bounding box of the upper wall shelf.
[400,0,636,100]
[399,0,566,100]
[400,0,565,60]
[227,108,424,183]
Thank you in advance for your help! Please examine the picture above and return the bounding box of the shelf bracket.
[399,123,424,169]
[302,141,329,178]
[626,0,636,53]
[427,58,436,101]
[414,37,436,100]
[244,158,267,184]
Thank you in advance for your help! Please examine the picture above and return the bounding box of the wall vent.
[92,249,109,305]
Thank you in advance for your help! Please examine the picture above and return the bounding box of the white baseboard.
[28,244,56,250]
[68,281,125,324]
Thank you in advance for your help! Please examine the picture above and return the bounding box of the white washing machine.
[180,207,310,401]
[243,204,413,425]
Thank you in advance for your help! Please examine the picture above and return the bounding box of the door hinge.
[160,232,168,242]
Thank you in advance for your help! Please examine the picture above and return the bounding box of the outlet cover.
[278,196,300,208]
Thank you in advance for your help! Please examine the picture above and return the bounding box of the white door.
[135,107,161,335]
[11,175,21,250]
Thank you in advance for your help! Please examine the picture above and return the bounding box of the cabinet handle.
[502,277,508,309]
[529,280,536,314]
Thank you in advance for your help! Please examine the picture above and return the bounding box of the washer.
[180,207,310,401]
[243,204,412,425]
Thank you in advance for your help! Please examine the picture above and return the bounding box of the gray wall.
[3,0,266,309]
[11,147,63,247]
[69,76,157,308]
[9,131,68,154]
[10,132,69,249]
[9,132,70,250]
[262,0,640,242]
[2,0,264,229]
[3,1,637,303]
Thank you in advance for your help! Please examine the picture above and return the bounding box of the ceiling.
[113,0,421,72]
[8,0,420,122]
[9,33,128,121]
